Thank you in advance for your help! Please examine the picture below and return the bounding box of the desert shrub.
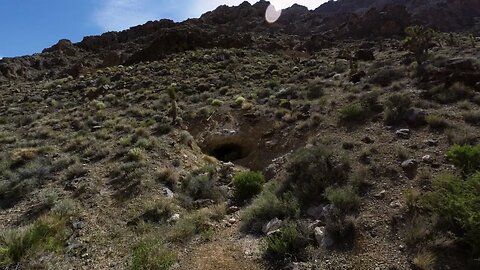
[233,171,265,203]
[359,90,383,112]
[463,110,480,126]
[0,215,69,267]
[413,250,436,270]
[130,240,176,270]
[446,144,480,176]
[404,217,430,246]
[425,114,449,130]
[183,167,222,202]
[305,79,324,99]
[155,169,178,189]
[423,173,480,255]
[384,93,412,125]
[167,210,211,243]
[65,164,88,180]
[284,145,350,207]
[136,200,177,224]
[339,103,368,122]
[348,167,372,193]
[324,211,356,245]
[153,123,172,135]
[242,184,300,233]
[128,148,146,161]
[404,188,421,210]
[445,126,478,145]
[325,186,360,214]
[369,66,403,86]
[263,224,308,265]
[424,82,474,104]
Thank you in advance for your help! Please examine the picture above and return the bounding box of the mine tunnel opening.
[209,142,249,162]
[202,135,253,163]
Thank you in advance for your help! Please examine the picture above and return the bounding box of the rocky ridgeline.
[0,0,479,81]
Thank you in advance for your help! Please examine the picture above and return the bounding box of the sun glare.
[265,4,282,23]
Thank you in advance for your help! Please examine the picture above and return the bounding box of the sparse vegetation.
[232,171,265,204]
[130,240,176,270]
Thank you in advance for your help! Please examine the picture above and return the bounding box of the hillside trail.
[176,217,264,270]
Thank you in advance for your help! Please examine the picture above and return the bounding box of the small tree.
[403,25,435,64]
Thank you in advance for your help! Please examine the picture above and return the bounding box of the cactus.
[403,25,435,64]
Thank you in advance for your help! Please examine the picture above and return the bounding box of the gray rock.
[314,226,334,248]
[262,218,282,235]
[422,155,432,163]
[395,129,411,139]
[162,187,174,198]
[167,213,180,223]
[425,139,438,146]
[401,159,417,171]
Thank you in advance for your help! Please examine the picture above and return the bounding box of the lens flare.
[265,4,282,24]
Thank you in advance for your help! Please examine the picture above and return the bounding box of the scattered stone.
[228,217,237,224]
[374,190,386,198]
[422,155,432,163]
[395,129,410,139]
[425,139,438,146]
[361,136,375,144]
[71,219,85,230]
[167,213,180,223]
[162,187,174,198]
[262,217,282,235]
[401,159,417,171]
[227,206,240,214]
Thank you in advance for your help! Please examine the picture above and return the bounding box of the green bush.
[242,185,299,233]
[339,103,368,122]
[130,240,176,270]
[446,144,480,176]
[0,215,69,267]
[263,224,307,264]
[285,145,350,207]
[233,171,265,203]
[423,173,480,256]
[384,94,412,125]
[325,186,360,214]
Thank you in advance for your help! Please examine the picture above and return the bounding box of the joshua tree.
[403,25,435,64]
[167,83,178,125]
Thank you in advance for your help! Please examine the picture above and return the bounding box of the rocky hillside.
[1,1,480,270]
[1,0,479,82]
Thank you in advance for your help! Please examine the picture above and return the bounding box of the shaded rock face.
[1,0,479,82]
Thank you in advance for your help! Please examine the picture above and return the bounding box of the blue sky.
[0,0,327,58]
